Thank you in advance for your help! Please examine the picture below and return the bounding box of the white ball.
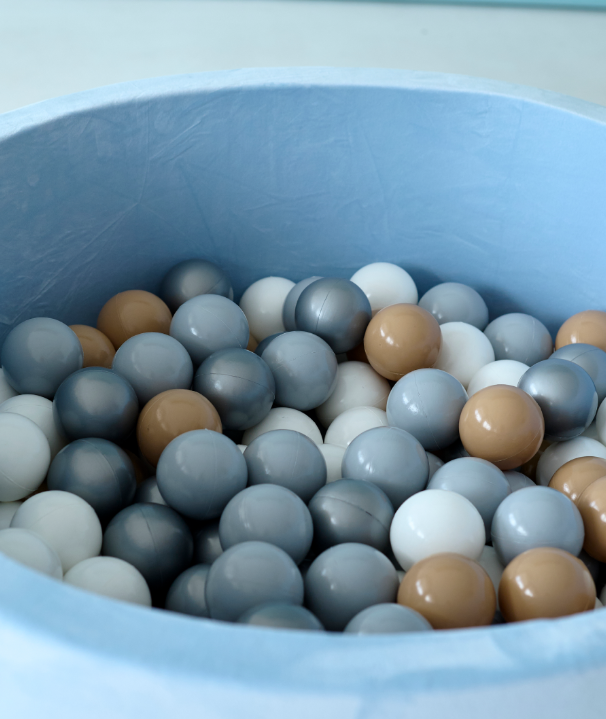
[350,262,418,315]
[596,398,606,445]
[239,277,295,341]
[434,322,495,388]
[477,545,504,605]
[319,444,346,483]
[324,406,389,449]
[467,360,530,397]
[0,368,18,403]
[0,394,66,459]
[390,489,485,570]
[426,452,444,480]
[0,501,21,529]
[242,407,323,446]
[536,437,606,486]
[11,490,103,572]
[0,527,62,578]
[582,421,601,442]
[0,413,51,501]
[316,361,390,427]
[237,444,247,454]
[64,556,152,607]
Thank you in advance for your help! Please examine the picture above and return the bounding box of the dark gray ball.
[518,358,598,441]
[102,503,193,593]
[47,438,137,522]
[205,541,304,622]
[160,259,233,313]
[254,332,284,357]
[244,429,327,503]
[418,282,489,330]
[294,278,372,353]
[551,343,606,404]
[165,564,211,617]
[156,430,247,521]
[484,313,553,365]
[282,277,323,332]
[0,317,83,398]
[261,331,338,411]
[219,485,313,564]
[304,543,399,631]
[341,426,429,508]
[194,348,275,430]
[134,477,167,506]
[112,332,194,405]
[194,520,223,565]
[53,368,138,442]
[344,603,433,634]
[237,603,324,631]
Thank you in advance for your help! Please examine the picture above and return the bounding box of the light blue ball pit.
[1,68,606,718]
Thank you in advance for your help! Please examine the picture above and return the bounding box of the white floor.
[0,0,605,113]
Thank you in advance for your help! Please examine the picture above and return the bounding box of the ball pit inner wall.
[1,68,606,717]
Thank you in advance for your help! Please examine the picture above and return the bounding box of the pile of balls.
[2,258,606,634]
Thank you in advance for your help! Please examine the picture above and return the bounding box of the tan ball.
[69,324,115,368]
[97,290,172,349]
[556,310,606,352]
[549,456,606,504]
[577,477,606,562]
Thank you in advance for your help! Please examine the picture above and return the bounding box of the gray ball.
[427,457,511,541]
[418,282,489,330]
[47,438,137,522]
[53,368,138,442]
[261,331,338,411]
[344,603,433,634]
[294,278,372,353]
[0,317,83,398]
[205,541,304,622]
[194,521,223,565]
[165,564,211,617]
[308,479,394,552]
[103,503,193,594]
[341,426,429,508]
[426,452,444,480]
[244,429,327,503]
[134,477,167,506]
[160,259,233,313]
[169,294,249,366]
[219,484,313,564]
[386,369,468,451]
[503,471,535,493]
[484,313,553,366]
[518,358,598,441]
[491,486,585,566]
[156,430,247,521]
[551,343,606,404]
[254,332,284,357]
[237,603,324,631]
[194,348,275,430]
[112,332,194,406]
[304,543,399,631]
[282,277,323,332]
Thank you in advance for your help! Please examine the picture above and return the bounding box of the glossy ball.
[418,282,489,330]
[295,277,372,354]
[549,456,606,504]
[64,556,152,606]
[320,444,345,483]
[240,277,295,342]
[0,413,51,501]
[350,263,418,316]
[484,313,553,365]
[69,325,115,368]
[253,332,284,357]
[577,478,606,562]
[397,553,496,629]
[0,501,21,530]
[242,407,323,446]
[434,322,495,388]
[491,486,584,565]
[0,318,83,398]
[282,277,323,331]
[499,547,595,622]
[205,541,304,622]
[551,343,606,404]
[134,477,167,506]
[344,603,432,634]
[0,527,63,578]
[237,603,324,631]
[165,564,211,617]
[386,368,468,451]
[426,452,444,480]
[504,471,536,493]
[194,521,223,565]
[97,290,172,349]
[536,436,606,486]
[459,385,545,470]
[477,545,505,600]
[556,310,606,353]
[363,304,441,381]
[160,259,232,313]
[157,430,247,520]
[467,360,529,397]
[0,393,66,459]
[324,406,388,449]
[0,368,18,404]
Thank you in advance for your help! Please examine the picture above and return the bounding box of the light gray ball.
[169,294,249,366]
[484,313,553,365]
[254,332,284,357]
[427,457,511,541]
[219,484,313,564]
[386,369,468,451]
[551,343,606,404]
[294,278,372,353]
[282,277,323,332]
[503,471,535,493]
[134,477,167,506]
[491,486,585,566]
[0,318,83,398]
[194,348,275,430]
[418,282,489,330]
[426,452,444,480]
[205,541,304,622]
[518,358,598,441]
[304,543,399,631]
[261,331,338,411]
[165,564,211,617]
[237,603,324,631]
[112,332,194,406]
[341,426,429,508]
[160,259,233,313]
[156,430,247,520]
[194,521,223,565]
[344,603,433,634]
[244,430,327,503]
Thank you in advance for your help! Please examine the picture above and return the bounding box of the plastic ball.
[418,282,488,329]
[344,603,432,634]
[282,277,322,331]
[0,368,18,404]
[0,318,83,398]
[556,310,606,353]
[134,477,167,506]
[595,397,606,446]
[0,501,21,530]
[477,545,505,600]
[484,313,553,365]
[242,407,323,446]
[549,456,606,503]
[0,413,51,501]
[194,521,223,565]
[156,430,247,521]
[237,603,324,631]
[319,444,345,483]
[97,290,172,349]
[0,394,65,459]
[467,360,529,397]
[253,332,284,357]
[536,436,606,486]
[434,321,495,388]
[0,527,63,578]
[577,477,606,562]
[295,277,372,353]
[551,343,606,404]
[350,262,418,315]
[426,452,444,480]
[159,258,233,313]
[390,489,485,571]
[64,556,152,606]
[165,564,211,617]
[324,406,388,449]
[504,471,536,493]
[239,277,295,341]
[69,325,115,368]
